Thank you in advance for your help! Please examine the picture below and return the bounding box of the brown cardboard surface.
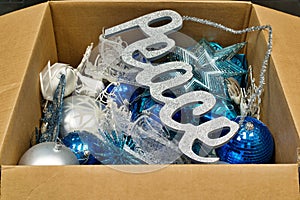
[0,4,57,164]
[254,4,300,150]
[0,1,299,199]
[1,164,299,200]
[245,5,300,163]
[50,1,251,66]
[0,3,50,154]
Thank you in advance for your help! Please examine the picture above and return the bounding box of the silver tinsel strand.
[183,16,273,126]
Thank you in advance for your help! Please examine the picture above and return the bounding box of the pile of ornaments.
[19,10,274,166]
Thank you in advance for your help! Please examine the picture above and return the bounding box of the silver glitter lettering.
[105,10,239,163]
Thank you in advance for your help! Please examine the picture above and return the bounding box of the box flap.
[1,164,299,200]
[0,3,48,152]
[49,0,252,66]
[254,5,300,140]
[0,3,58,164]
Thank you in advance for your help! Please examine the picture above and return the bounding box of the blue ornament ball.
[62,131,101,165]
[111,83,138,107]
[216,116,274,164]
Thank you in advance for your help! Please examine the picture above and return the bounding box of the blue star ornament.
[192,39,247,98]
[170,38,247,100]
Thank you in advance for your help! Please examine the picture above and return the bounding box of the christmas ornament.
[182,15,272,125]
[183,99,237,125]
[60,95,101,138]
[170,39,247,100]
[61,131,101,164]
[110,83,139,107]
[82,35,141,85]
[216,116,274,164]
[18,142,79,165]
[93,130,146,165]
[75,44,105,98]
[104,10,241,163]
[40,61,77,101]
[97,83,184,164]
[39,74,66,143]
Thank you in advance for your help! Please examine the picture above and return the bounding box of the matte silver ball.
[18,142,79,165]
[60,95,100,138]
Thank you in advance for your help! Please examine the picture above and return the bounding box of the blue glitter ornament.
[216,116,274,164]
[209,41,248,88]
[170,39,248,99]
[39,74,66,143]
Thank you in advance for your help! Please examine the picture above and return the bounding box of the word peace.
[105,10,239,163]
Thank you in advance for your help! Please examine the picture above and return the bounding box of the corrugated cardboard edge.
[1,164,299,200]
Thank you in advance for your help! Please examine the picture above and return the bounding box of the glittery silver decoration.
[183,16,273,124]
[103,11,249,163]
[240,66,261,118]
[104,10,183,71]
[159,91,216,131]
[121,34,175,69]
[104,10,182,38]
[135,61,193,104]
[159,90,239,162]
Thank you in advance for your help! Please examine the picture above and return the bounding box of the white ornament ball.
[40,61,78,101]
[18,142,79,165]
[60,95,100,138]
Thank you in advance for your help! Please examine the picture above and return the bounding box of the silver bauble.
[40,62,78,101]
[18,142,79,165]
[60,95,100,138]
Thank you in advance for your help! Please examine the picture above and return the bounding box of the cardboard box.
[0,1,299,199]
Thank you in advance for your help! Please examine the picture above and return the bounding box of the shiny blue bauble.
[109,83,138,107]
[62,130,145,165]
[62,131,101,165]
[216,116,275,164]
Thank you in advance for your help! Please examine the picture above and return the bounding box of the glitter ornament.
[60,95,101,138]
[170,39,247,100]
[62,131,101,164]
[40,61,77,101]
[216,116,274,164]
[18,142,79,165]
[39,74,66,143]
